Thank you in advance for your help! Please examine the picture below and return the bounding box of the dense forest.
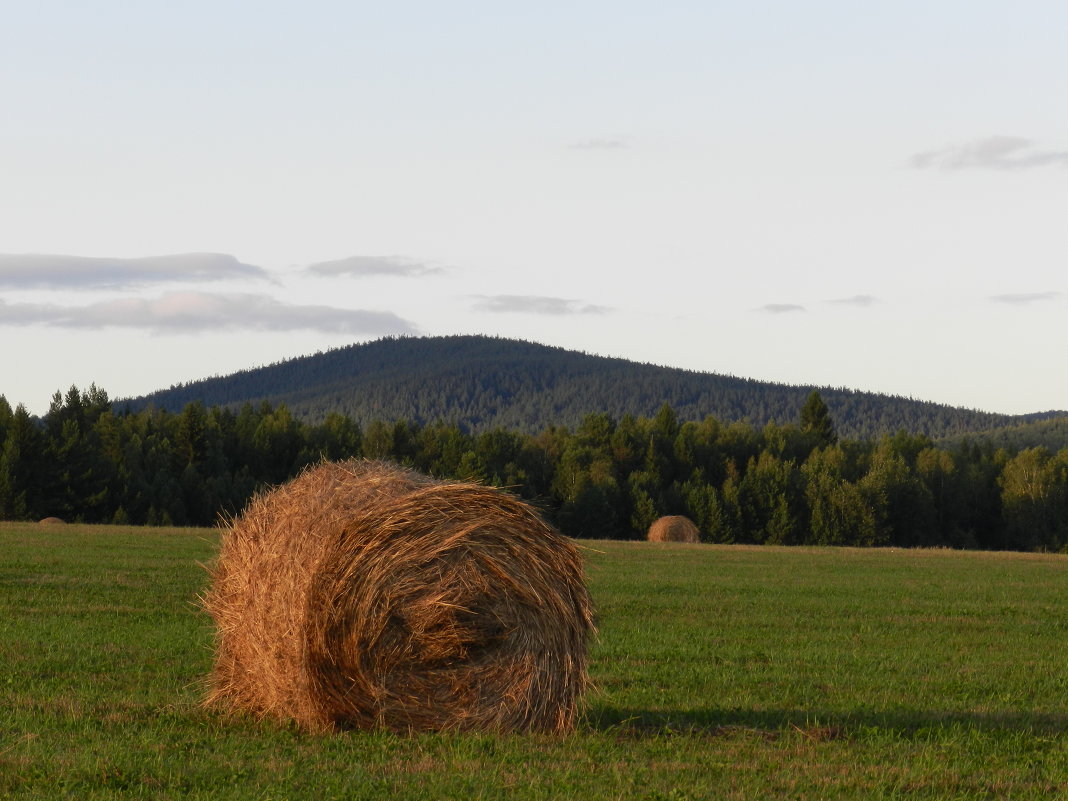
[125,335,1067,443]
[3,385,1066,552]
[941,416,1068,454]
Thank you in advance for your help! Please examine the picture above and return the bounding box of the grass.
[1,522,1067,799]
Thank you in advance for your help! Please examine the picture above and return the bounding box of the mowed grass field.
[2,523,1067,800]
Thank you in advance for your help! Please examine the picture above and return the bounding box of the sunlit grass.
[2,523,1067,799]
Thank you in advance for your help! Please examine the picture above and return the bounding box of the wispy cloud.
[0,292,417,335]
[989,291,1060,305]
[911,136,1068,171]
[306,255,444,278]
[756,303,806,314]
[827,294,879,307]
[570,137,629,151]
[471,295,611,315]
[0,253,269,289]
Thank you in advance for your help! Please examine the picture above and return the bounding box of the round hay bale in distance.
[38,517,66,525]
[647,515,700,543]
[203,459,595,734]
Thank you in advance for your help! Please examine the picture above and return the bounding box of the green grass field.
[2,522,1067,799]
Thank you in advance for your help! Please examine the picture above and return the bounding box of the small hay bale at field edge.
[38,517,66,525]
[202,459,595,734]
[647,515,700,543]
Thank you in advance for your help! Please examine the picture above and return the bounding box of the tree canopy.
[2,385,1066,553]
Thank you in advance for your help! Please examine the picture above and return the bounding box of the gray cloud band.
[911,136,1068,171]
[0,253,270,288]
[0,292,417,335]
[306,256,443,278]
[757,303,806,314]
[827,295,879,307]
[470,295,611,315]
[989,292,1060,305]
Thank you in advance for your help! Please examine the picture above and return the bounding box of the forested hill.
[123,335,1063,441]
[941,416,1068,453]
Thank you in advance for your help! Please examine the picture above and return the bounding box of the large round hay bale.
[203,459,595,734]
[647,515,700,543]
[38,517,66,525]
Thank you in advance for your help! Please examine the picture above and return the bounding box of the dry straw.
[646,515,700,543]
[202,459,595,734]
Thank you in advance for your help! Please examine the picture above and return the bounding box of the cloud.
[756,303,806,314]
[306,255,444,279]
[989,291,1060,305]
[570,137,629,151]
[827,294,879,307]
[0,253,270,289]
[470,295,611,315]
[0,292,417,335]
[910,136,1068,171]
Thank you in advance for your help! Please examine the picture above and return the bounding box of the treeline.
[2,386,1067,552]
[942,416,1068,456]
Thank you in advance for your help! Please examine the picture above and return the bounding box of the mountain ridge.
[122,334,1066,442]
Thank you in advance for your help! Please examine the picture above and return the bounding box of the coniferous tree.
[800,390,837,447]
[0,404,44,520]
[712,460,745,543]
[0,395,13,445]
[738,451,801,544]
[41,386,112,521]
[626,470,659,538]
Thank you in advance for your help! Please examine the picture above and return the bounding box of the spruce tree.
[800,390,837,446]
[0,405,43,520]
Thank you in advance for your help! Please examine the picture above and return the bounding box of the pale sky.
[2,1,1065,417]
